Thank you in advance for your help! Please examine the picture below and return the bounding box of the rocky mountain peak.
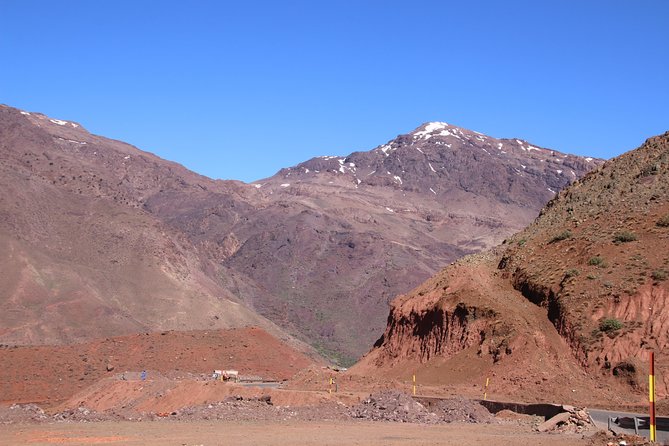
[260,122,603,210]
[357,130,669,400]
[0,104,604,364]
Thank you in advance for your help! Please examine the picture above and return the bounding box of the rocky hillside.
[197,122,601,363]
[357,131,669,402]
[267,121,593,209]
[0,105,601,364]
[0,105,290,347]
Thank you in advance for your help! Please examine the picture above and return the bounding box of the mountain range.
[0,104,602,363]
[357,130,669,401]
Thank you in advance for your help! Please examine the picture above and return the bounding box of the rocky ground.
[0,388,587,431]
[3,389,643,446]
[350,391,496,424]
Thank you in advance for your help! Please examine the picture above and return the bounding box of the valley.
[0,105,666,446]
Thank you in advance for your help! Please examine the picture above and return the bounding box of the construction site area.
[1,328,665,446]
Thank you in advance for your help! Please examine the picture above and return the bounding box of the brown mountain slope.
[217,123,602,362]
[0,105,293,346]
[356,131,669,404]
[0,105,601,365]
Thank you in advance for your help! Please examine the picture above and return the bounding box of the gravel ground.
[1,391,497,425]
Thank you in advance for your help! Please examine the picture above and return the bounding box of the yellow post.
[484,377,490,401]
[329,377,333,395]
[412,374,416,396]
[650,351,656,442]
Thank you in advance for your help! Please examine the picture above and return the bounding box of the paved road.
[588,408,669,443]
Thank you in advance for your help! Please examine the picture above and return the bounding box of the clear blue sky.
[1,1,667,183]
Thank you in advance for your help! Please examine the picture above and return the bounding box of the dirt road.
[1,420,591,446]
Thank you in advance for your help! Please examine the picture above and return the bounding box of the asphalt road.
[588,408,669,443]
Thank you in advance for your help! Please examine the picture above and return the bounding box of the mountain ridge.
[0,104,602,364]
[355,130,669,402]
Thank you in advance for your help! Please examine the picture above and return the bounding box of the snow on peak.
[377,143,397,156]
[423,122,450,132]
[413,122,453,139]
[49,118,79,128]
[514,139,541,153]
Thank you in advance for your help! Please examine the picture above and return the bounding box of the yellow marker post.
[412,374,416,396]
[329,377,333,395]
[484,377,490,401]
[650,351,656,443]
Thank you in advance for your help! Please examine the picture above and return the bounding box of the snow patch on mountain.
[50,119,79,128]
[413,122,456,139]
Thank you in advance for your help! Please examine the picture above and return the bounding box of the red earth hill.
[0,327,314,408]
[355,131,669,406]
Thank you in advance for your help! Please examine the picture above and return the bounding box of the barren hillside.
[0,327,315,408]
[220,122,602,362]
[357,132,669,403]
[0,105,283,345]
[0,105,601,363]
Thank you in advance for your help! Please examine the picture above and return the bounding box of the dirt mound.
[57,375,352,415]
[431,396,496,423]
[0,404,49,424]
[587,430,652,446]
[167,396,350,422]
[51,406,123,423]
[284,365,405,395]
[0,403,117,424]
[0,328,316,408]
[350,390,438,423]
[495,409,541,425]
[349,391,494,424]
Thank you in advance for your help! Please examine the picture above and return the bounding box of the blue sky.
[1,1,667,183]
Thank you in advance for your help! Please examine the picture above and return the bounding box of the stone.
[537,411,572,432]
